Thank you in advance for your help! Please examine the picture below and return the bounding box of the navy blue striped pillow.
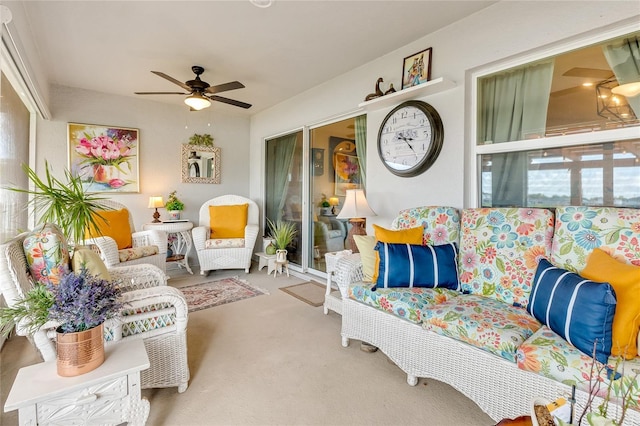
[528,258,616,364]
[374,242,460,290]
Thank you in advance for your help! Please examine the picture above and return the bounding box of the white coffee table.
[4,339,150,426]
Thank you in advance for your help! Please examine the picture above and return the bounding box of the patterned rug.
[179,277,269,313]
[279,282,326,307]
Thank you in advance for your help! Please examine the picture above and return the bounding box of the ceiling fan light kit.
[135,65,251,110]
[612,81,640,98]
[184,93,211,110]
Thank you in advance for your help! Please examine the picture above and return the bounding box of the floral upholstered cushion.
[205,238,245,249]
[458,208,555,308]
[551,206,640,272]
[23,223,70,286]
[391,206,461,246]
[118,245,159,262]
[349,285,460,324]
[422,294,541,362]
[517,326,640,407]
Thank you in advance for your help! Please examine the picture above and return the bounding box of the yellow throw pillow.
[371,224,424,282]
[581,248,640,359]
[209,203,249,239]
[373,224,423,244]
[85,209,132,250]
[354,235,377,282]
[71,247,111,281]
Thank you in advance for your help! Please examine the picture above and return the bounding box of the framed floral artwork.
[402,47,432,89]
[68,123,139,193]
[334,153,360,196]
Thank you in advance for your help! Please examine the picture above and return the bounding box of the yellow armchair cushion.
[581,248,640,359]
[85,209,132,250]
[354,235,376,282]
[209,204,248,239]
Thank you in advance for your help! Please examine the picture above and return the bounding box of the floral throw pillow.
[23,223,70,286]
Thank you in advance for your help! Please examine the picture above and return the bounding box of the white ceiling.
[11,0,496,115]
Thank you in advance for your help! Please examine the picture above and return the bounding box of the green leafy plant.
[9,162,110,246]
[0,268,122,336]
[188,133,214,146]
[165,190,184,211]
[266,218,298,250]
[320,194,330,208]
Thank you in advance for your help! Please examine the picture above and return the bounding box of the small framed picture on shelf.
[402,47,432,90]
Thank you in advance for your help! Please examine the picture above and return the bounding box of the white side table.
[324,250,352,315]
[256,252,278,275]
[4,339,150,426]
[143,221,194,274]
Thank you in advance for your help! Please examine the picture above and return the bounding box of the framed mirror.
[181,144,221,183]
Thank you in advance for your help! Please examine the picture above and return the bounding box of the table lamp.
[329,196,340,215]
[336,189,376,253]
[148,196,164,223]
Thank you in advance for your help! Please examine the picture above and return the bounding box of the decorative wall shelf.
[357,77,456,111]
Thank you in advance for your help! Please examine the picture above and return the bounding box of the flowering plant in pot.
[0,267,122,376]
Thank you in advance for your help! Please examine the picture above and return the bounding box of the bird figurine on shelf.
[364,77,384,101]
[384,83,396,95]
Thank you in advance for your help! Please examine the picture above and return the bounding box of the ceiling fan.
[135,66,251,110]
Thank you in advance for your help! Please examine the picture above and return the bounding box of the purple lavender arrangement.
[49,268,122,333]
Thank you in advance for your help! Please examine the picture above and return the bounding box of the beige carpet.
[0,263,494,426]
[279,281,326,307]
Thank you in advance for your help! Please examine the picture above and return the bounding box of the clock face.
[377,100,443,177]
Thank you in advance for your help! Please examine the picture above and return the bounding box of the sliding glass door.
[264,115,365,275]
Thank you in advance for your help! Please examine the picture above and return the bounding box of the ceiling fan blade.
[134,91,189,95]
[151,71,191,91]
[205,81,245,94]
[208,95,252,109]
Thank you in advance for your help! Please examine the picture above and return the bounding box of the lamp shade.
[184,93,211,110]
[148,196,164,209]
[336,189,376,219]
[612,81,640,98]
[329,197,340,207]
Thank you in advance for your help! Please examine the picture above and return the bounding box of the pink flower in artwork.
[108,179,125,188]
[74,129,136,167]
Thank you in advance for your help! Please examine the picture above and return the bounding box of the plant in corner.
[266,218,297,251]
[165,190,185,211]
[9,162,110,247]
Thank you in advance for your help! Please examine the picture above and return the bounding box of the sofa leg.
[341,336,349,347]
[178,382,189,393]
[407,375,418,386]
[200,270,208,276]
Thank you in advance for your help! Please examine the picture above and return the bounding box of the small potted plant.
[266,218,298,262]
[165,190,185,220]
[0,267,122,376]
[319,194,331,216]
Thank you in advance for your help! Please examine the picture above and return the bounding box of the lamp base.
[345,218,366,253]
[152,209,161,223]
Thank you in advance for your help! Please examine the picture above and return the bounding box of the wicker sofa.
[334,206,640,424]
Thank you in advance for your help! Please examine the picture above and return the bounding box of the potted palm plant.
[266,218,297,262]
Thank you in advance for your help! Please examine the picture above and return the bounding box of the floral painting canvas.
[68,123,139,193]
[334,153,360,196]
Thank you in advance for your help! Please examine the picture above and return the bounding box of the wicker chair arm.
[132,230,167,254]
[81,236,120,267]
[192,226,209,250]
[334,253,364,298]
[109,264,168,291]
[119,286,188,332]
[244,224,259,249]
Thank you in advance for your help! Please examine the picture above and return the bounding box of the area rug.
[180,277,269,313]
[279,282,326,307]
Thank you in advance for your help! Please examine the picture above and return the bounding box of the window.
[474,28,640,208]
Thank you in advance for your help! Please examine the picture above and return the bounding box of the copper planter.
[56,323,105,377]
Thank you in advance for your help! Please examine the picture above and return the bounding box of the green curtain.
[266,133,297,223]
[354,115,367,190]
[479,61,554,206]
[603,36,640,117]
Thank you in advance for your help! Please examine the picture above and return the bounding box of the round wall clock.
[377,100,444,177]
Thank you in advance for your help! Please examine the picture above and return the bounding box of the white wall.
[249,2,638,230]
[36,85,251,231]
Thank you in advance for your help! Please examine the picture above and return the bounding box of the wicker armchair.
[82,200,168,273]
[0,232,190,393]
[192,195,259,274]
